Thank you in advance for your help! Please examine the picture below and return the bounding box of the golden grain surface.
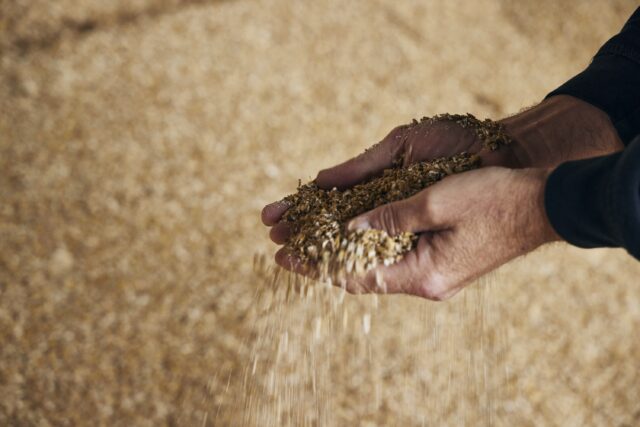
[1,1,640,426]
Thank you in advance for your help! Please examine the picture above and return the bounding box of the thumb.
[315,126,407,190]
[347,190,439,236]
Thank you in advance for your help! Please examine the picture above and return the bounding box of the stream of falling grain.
[240,254,509,426]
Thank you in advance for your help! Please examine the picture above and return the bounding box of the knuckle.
[345,285,361,295]
[419,191,436,225]
[316,167,329,178]
[431,292,451,302]
[378,204,402,236]
[418,274,451,301]
[387,125,407,140]
[421,288,448,301]
[376,125,410,164]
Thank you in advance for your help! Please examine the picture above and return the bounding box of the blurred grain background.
[1,1,640,425]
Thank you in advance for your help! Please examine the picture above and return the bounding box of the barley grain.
[281,114,512,278]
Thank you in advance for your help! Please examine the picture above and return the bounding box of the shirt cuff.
[544,135,640,260]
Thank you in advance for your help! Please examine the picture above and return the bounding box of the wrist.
[500,95,623,169]
[525,167,562,245]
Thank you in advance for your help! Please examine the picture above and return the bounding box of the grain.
[3,1,639,426]
[281,114,512,278]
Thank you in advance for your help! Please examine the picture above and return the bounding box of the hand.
[262,95,623,232]
[261,96,622,297]
[278,167,561,300]
[262,112,509,241]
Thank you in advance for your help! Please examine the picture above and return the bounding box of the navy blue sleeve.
[544,8,640,260]
[545,136,640,259]
[546,7,640,144]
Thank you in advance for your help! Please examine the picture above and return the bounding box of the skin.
[261,95,623,300]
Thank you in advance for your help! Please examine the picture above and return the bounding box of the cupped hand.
[261,115,516,232]
[275,167,560,300]
[263,96,623,239]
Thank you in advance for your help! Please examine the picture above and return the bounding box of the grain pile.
[282,113,512,277]
[2,1,640,426]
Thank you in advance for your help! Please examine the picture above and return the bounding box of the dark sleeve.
[546,7,640,144]
[543,8,640,259]
[545,136,640,260]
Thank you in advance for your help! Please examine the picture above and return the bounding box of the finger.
[315,126,407,190]
[261,201,290,226]
[343,234,429,295]
[274,248,319,279]
[347,188,445,236]
[479,144,521,168]
[344,234,457,300]
[269,223,291,244]
[275,247,304,273]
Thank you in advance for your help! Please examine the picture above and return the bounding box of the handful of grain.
[280,114,512,277]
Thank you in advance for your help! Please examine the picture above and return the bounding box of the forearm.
[500,95,624,169]
[499,8,640,170]
[546,7,640,144]
[537,7,640,259]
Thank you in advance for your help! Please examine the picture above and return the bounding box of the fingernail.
[348,217,371,231]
